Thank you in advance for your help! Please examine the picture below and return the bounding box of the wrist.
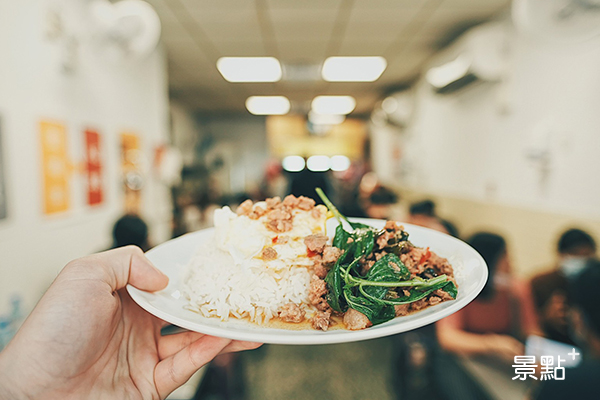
[0,347,33,399]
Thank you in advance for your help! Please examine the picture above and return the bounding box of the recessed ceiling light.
[311,96,356,115]
[330,155,351,172]
[322,56,387,82]
[307,155,331,172]
[308,111,345,126]
[217,57,282,82]
[282,156,305,172]
[245,96,290,115]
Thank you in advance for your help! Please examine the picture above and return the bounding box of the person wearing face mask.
[437,232,541,362]
[530,229,597,345]
[532,259,600,400]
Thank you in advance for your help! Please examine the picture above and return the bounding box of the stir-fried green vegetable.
[315,187,457,326]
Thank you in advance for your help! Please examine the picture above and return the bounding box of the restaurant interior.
[1,0,600,399]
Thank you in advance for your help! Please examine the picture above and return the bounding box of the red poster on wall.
[84,129,103,206]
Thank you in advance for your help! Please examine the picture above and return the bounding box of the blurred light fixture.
[245,96,290,115]
[282,155,305,172]
[426,55,471,89]
[311,96,356,115]
[308,111,345,126]
[217,57,282,82]
[330,155,351,172]
[306,155,331,172]
[381,96,398,114]
[322,56,387,82]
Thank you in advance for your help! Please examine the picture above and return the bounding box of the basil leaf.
[343,287,381,322]
[353,229,374,259]
[440,281,458,299]
[325,262,346,312]
[367,253,410,281]
[371,305,396,325]
[333,224,350,249]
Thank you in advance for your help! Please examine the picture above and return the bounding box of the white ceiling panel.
[153,0,510,113]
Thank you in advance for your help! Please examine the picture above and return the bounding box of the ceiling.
[145,0,510,115]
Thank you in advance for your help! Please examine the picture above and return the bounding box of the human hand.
[0,246,261,399]
[485,334,524,363]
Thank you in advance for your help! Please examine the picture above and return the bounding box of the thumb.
[86,246,169,292]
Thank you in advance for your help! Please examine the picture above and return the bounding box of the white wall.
[197,114,268,194]
[0,0,171,314]
[375,20,600,222]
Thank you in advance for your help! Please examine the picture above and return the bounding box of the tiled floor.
[240,337,398,400]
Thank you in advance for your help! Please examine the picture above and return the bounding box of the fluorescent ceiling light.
[330,155,350,172]
[282,156,305,172]
[308,111,345,126]
[311,96,356,115]
[307,155,330,172]
[426,55,471,88]
[217,57,282,82]
[245,96,290,115]
[322,56,387,82]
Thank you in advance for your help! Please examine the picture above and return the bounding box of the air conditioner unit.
[426,22,508,94]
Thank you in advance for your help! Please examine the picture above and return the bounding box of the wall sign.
[40,120,70,215]
[84,129,103,206]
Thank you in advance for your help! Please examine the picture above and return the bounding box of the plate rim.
[127,219,488,345]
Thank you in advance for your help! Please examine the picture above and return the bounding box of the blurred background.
[1,0,600,399]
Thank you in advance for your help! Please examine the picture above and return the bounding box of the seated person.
[364,186,399,220]
[530,228,597,344]
[407,199,459,237]
[437,232,540,363]
[111,214,150,252]
[533,259,600,399]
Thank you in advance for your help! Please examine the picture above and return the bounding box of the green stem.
[351,274,448,289]
[315,187,352,227]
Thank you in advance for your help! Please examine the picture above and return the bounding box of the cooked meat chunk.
[374,250,388,261]
[279,303,305,323]
[410,298,430,311]
[311,207,323,219]
[361,259,375,275]
[322,246,342,265]
[261,247,278,261]
[308,275,331,311]
[313,262,328,279]
[433,289,455,301]
[304,234,328,254]
[308,275,327,302]
[265,196,282,209]
[343,308,371,330]
[282,194,300,208]
[384,220,402,232]
[312,310,331,331]
[297,196,316,210]
[400,247,454,278]
[376,230,393,249]
[236,199,253,216]
[248,205,266,220]
[394,304,410,316]
[266,208,293,233]
[429,296,442,306]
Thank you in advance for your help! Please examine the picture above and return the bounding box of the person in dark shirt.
[530,229,597,344]
[112,214,150,252]
[533,259,600,400]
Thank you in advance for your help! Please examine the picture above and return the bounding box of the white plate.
[127,219,488,345]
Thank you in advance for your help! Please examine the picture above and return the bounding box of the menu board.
[84,129,103,206]
[40,120,70,215]
[0,117,6,220]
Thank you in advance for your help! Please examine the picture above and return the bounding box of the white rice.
[182,237,312,324]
